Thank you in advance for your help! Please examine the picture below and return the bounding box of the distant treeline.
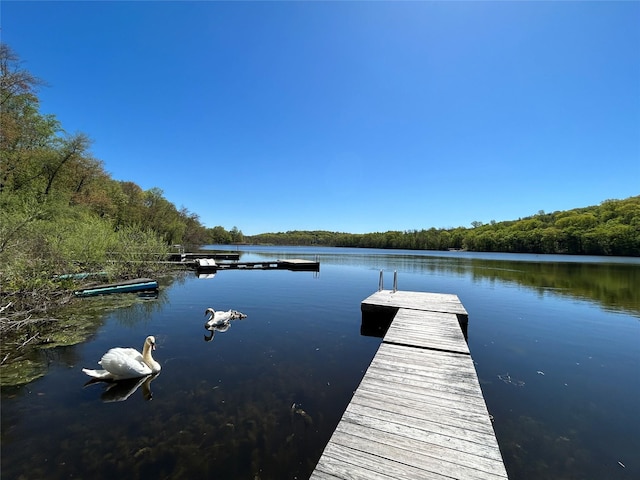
[247,195,640,256]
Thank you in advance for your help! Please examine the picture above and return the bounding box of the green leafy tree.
[230,226,244,243]
[208,226,232,244]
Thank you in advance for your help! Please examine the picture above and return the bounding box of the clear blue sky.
[3,1,639,235]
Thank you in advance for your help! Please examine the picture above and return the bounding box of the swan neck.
[142,342,155,364]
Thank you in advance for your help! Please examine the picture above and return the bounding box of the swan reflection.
[84,373,159,403]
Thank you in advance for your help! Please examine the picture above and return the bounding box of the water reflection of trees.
[109,290,168,327]
[467,260,640,316]
[244,250,639,315]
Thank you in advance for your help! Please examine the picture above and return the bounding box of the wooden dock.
[311,290,508,480]
[167,252,240,262]
[194,258,320,273]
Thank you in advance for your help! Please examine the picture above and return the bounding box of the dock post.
[393,270,398,292]
[378,270,384,291]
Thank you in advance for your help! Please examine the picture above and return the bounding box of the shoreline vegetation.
[1,42,639,377]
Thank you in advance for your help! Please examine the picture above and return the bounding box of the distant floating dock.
[193,258,320,273]
[311,290,508,480]
[167,252,240,262]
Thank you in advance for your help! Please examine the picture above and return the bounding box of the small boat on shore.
[74,278,158,297]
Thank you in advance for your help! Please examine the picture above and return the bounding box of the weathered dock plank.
[384,309,469,354]
[311,290,507,480]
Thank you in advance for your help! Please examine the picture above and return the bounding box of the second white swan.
[204,308,247,328]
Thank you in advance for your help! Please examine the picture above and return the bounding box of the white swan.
[204,307,246,328]
[82,336,161,380]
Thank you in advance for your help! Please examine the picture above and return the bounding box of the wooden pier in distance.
[311,290,508,480]
[194,258,320,273]
[167,252,240,262]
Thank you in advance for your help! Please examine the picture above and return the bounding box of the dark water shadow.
[360,306,469,341]
[360,306,397,338]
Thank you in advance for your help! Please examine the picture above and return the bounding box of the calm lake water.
[1,246,639,479]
